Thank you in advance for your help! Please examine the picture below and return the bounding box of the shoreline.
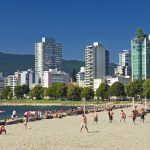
[0,101,132,107]
[0,103,132,124]
[0,103,66,106]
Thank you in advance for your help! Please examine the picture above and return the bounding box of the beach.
[0,104,150,150]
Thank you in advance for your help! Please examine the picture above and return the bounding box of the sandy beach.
[1,104,150,150]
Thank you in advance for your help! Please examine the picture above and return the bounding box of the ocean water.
[0,105,77,120]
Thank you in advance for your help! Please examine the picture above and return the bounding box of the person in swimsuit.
[120,110,126,123]
[93,111,98,125]
[132,110,136,125]
[108,109,114,123]
[0,125,6,134]
[23,115,28,129]
[80,114,89,133]
[140,108,145,123]
[11,110,17,120]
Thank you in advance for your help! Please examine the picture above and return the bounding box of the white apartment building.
[0,73,5,92]
[5,71,20,93]
[114,49,131,77]
[93,76,131,92]
[85,42,109,88]
[5,69,34,91]
[76,67,85,87]
[35,37,62,83]
[19,69,34,88]
[42,68,70,88]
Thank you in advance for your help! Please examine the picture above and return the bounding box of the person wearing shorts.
[132,110,136,125]
[108,109,114,123]
[23,115,28,129]
[140,108,145,123]
[93,111,98,125]
[80,114,88,133]
[120,110,126,123]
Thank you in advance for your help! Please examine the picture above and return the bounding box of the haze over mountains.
[0,52,117,76]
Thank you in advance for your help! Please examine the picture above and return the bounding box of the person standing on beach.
[23,115,28,129]
[93,111,98,125]
[108,109,114,123]
[120,110,126,123]
[140,108,145,123]
[80,114,89,133]
[131,110,136,125]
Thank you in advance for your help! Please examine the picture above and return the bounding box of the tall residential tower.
[131,29,150,80]
[35,37,62,83]
[85,42,109,88]
[114,49,131,77]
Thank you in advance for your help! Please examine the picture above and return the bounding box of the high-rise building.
[114,49,131,77]
[76,67,85,87]
[85,42,109,88]
[19,69,34,88]
[35,37,62,83]
[131,28,150,80]
[0,73,5,92]
[105,50,109,76]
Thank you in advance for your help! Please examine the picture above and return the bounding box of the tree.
[8,91,13,100]
[143,79,150,98]
[108,82,125,97]
[14,86,23,99]
[96,83,109,101]
[136,28,144,39]
[21,85,29,96]
[126,80,143,98]
[29,85,44,100]
[55,83,67,99]
[1,86,11,100]
[81,87,94,101]
[67,85,81,100]
[44,86,54,98]
[14,85,29,99]
[44,83,67,99]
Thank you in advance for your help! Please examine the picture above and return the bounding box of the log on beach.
[0,120,6,125]
[6,118,23,125]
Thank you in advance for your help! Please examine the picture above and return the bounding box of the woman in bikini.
[120,110,126,123]
[23,115,28,129]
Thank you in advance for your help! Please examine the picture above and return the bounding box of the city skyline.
[0,0,150,63]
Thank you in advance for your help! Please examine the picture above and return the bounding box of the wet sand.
[1,104,150,150]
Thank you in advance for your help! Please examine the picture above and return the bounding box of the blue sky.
[0,0,149,63]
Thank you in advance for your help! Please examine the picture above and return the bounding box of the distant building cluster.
[1,28,150,95]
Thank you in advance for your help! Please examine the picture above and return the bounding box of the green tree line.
[0,79,150,101]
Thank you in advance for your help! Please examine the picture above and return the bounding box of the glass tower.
[131,29,150,80]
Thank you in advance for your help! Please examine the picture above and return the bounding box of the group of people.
[131,108,145,124]
[80,108,146,133]
[0,107,146,135]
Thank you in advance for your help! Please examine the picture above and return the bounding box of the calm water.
[0,105,77,120]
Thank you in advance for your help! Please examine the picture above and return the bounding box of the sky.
[0,0,150,63]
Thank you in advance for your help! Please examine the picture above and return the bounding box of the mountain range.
[0,52,117,76]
